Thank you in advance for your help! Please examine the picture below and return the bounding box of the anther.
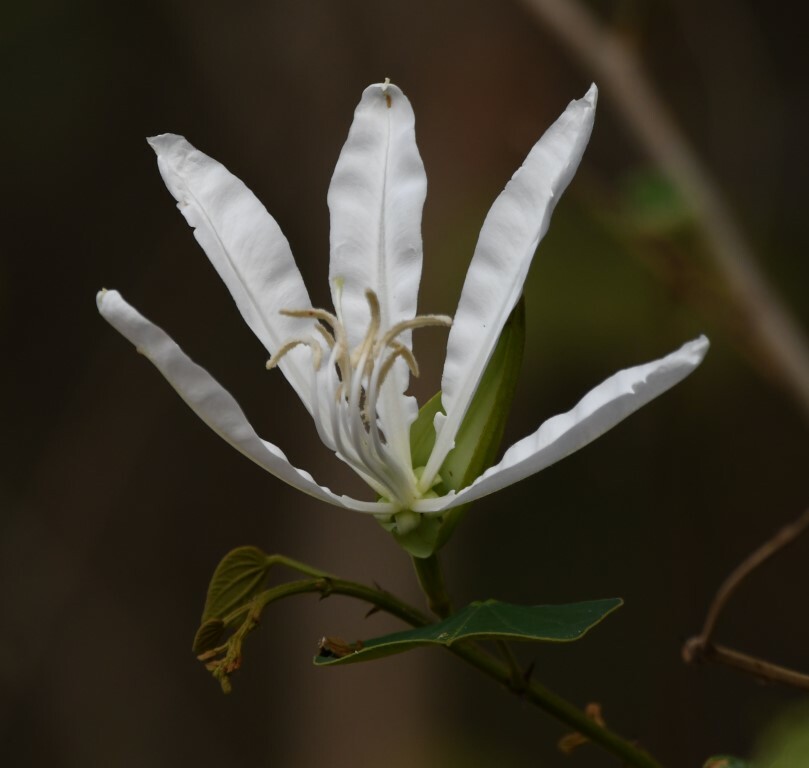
[280,307,339,330]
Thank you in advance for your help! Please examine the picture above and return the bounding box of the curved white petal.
[423,85,598,487]
[97,289,393,515]
[327,82,427,467]
[149,134,319,412]
[413,336,709,513]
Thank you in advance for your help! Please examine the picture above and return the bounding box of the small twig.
[518,0,809,424]
[688,643,809,693]
[698,508,809,645]
[683,508,809,689]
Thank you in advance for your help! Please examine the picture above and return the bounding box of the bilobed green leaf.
[201,546,272,624]
[314,597,621,666]
[192,618,226,655]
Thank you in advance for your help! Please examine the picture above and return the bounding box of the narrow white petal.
[413,336,709,513]
[424,86,598,486]
[328,82,426,343]
[148,134,319,412]
[97,289,394,515]
[327,82,427,465]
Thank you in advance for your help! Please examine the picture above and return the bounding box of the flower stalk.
[411,553,452,618]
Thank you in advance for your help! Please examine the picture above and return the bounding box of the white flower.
[98,81,708,528]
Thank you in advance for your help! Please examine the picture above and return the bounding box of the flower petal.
[413,336,709,513]
[148,134,319,412]
[327,82,427,466]
[97,289,393,515]
[327,81,426,343]
[423,86,598,487]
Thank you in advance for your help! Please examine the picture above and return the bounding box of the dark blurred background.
[2,1,808,765]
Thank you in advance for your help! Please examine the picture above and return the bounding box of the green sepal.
[436,296,525,547]
[410,391,444,469]
[376,511,444,559]
[314,597,621,667]
[390,297,525,556]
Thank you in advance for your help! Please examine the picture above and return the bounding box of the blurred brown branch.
[519,0,809,424]
[683,508,809,691]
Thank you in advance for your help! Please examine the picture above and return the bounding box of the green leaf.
[703,758,751,768]
[192,618,226,655]
[201,546,271,624]
[314,597,621,667]
[393,298,525,557]
[192,546,273,692]
[193,549,335,690]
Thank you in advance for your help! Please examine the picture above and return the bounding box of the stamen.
[266,337,323,370]
[350,290,381,370]
[271,288,453,508]
[389,342,419,376]
[315,324,335,348]
[378,314,452,352]
[377,344,419,388]
[281,307,339,330]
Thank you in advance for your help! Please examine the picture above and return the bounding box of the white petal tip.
[365,81,403,106]
[146,133,185,155]
[681,334,710,364]
[584,83,598,105]
[96,287,114,311]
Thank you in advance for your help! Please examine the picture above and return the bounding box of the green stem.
[449,641,662,768]
[225,576,432,629]
[258,580,658,766]
[264,553,332,579]
[220,572,660,767]
[411,553,452,618]
[494,638,524,687]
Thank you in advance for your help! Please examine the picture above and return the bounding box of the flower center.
[266,289,451,508]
